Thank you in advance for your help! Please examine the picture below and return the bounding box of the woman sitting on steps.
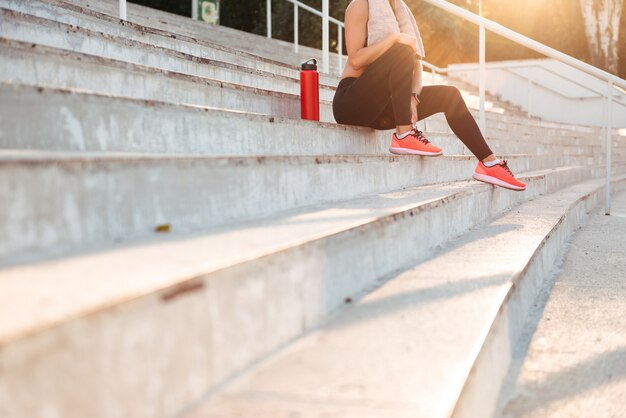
[332,0,526,191]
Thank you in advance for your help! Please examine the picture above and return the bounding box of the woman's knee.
[386,43,416,64]
[442,85,466,112]
[443,85,462,100]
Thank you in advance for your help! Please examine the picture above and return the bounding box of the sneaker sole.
[472,173,526,191]
[389,147,443,156]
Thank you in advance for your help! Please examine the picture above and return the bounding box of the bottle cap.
[301,58,317,71]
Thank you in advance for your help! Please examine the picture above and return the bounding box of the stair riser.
[0,0,342,87]
[477,115,613,142]
[1,6,610,141]
[481,127,609,147]
[461,115,602,141]
[464,107,600,134]
[0,37,610,141]
[478,122,601,141]
[1,0,608,138]
[0,45,527,133]
[4,85,623,158]
[58,0,348,74]
[0,167,590,418]
[0,43,337,122]
[451,178,626,418]
[0,0,325,82]
[0,10,336,102]
[0,40,610,141]
[1,153,609,261]
[0,85,384,155]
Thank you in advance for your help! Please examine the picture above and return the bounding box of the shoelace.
[499,159,514,176]
[410,129,431,145]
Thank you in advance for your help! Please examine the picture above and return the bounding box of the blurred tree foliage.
[130,0,190,16]
[131,0,625,78]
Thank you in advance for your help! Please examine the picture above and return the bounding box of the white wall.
[448,58,626,128]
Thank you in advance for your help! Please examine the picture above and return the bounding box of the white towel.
[367,0,426,59]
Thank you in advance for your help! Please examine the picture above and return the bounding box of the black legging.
[333,43,493,160]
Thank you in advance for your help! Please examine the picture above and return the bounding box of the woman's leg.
[333,43,414,130]
[417,85,493,161]
[417,85,527,190]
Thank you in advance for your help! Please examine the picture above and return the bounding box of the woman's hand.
[396,33,418,53]
[411,96,419,124]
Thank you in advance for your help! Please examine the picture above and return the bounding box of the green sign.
[198,0,219,24]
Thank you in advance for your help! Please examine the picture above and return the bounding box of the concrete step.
[480,118,600,136]
[0,30,606,137]
[0,38,337,122]
[22,0,613,138]
[2,149,603,262]
[183,175,626,418]
[0,0,339,85]
[477,125,606,147]
[4,83,625,157]
[450,75,534,118]
[495,190,626,418]
[0,3,609,136]
[0,1,544,122]
[10,0,548,123]
[0,13,574,134]
[0,165,597,418]
[0,7,338,102]
[0,38,606,146]
[59,0,349,75]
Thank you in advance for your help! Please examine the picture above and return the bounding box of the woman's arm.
[344,0,416,71]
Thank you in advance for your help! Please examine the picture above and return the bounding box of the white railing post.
[478,0,486,134]
[605,80,614,215]
[119,0,126,20]
[322,0,329,74]
[267,0,272,38]
[337,25,343,75]
[192,0,198,20]
[294,3,299,53]
[478,22,486,135]
[527,77,532,118]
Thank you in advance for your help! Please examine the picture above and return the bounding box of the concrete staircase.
[1,1,625,417]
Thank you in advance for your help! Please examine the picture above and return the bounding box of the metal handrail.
[286,0,344,74]
[267,0,343,75]
[420,0,625,215]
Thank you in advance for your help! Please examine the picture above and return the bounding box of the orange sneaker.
[473,159,526,191]
[389,129,443,156]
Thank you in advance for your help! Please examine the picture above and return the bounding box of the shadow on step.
[327,222,524,330]
[500,345,626,417]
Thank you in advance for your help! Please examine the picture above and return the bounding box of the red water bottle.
[300,59,319,121]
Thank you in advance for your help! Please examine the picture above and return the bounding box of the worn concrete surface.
[180,179,626,418]
[0,2,623,417]
[497,191,626,418]
[2,148,606,261]
[2,83,617,158]
[0,172,606,418]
